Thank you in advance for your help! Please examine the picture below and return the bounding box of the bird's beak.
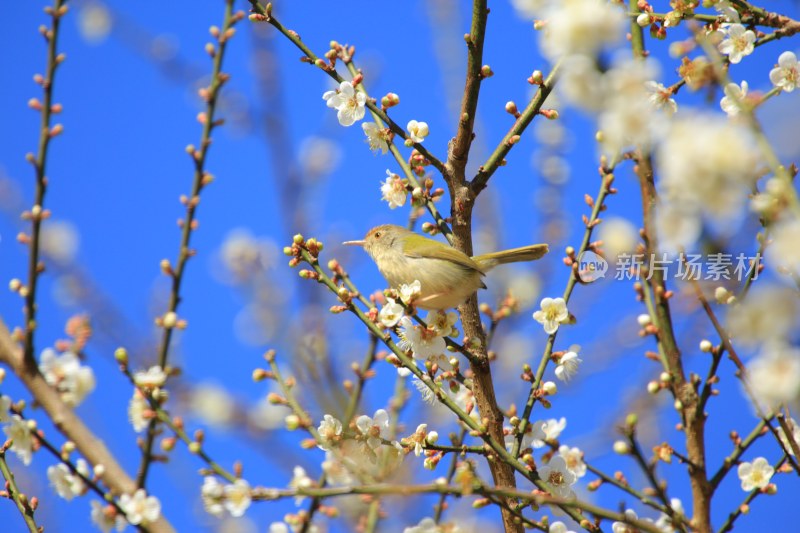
[342,240,365,247]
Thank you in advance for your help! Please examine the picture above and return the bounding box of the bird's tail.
[473,244,549,270]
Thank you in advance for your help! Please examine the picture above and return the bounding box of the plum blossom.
[90,501,126,533]
[316,414,343,450]
[747,343,800,408]
[720,80,749,116]
[289,466,313,504]
[539,455,577,498]
[555,350,582,382]
[362,122,389,154]
[119,489,161,525]
[322,81,366,126]
[406,120,429,143]
[356,409,390,450]
[133,366,167,389]
[399,280,422,305]
[657,113,758,236]
[612,509,655,533]
[223,478,252,517]
[738,457,774,491]
[381,172,407,209]
[718,24,755,64]
[39,348,95,407]
[201,476,225,517]
[3,415,34,465]
[644,81,677,115]
[770,51,800,92]
[47,459,89,500]
[379,298,404,328]
[533,297,569,334]
[425,310,458,337]
[128,390,150,433]
[539,0,626,60]
[398,317,446,358]
[558,445,587,478]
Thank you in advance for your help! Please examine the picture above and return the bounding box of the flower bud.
[613,440,630,454]
[542,381,557,395]
[699,339,713,353]
[114,347,128,365]
[637,314,651,326]
[636,13,651,27]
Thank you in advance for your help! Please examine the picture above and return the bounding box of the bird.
[343,224,549,310]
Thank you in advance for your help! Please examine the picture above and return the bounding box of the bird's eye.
[374,232,381,239]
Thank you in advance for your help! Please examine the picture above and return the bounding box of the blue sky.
[1,1,799,531]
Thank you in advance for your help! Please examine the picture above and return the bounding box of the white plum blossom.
[90,500,126,533]
[379,298,404,328]
[406,120,429,143]
[39,348,96,407]
[316,414,343,450]
[655,498,685,532]
[738,457,774,491]
[47,459,89,500]
[747,343,800,408]
[550,522,576,533]
[657,114,758,233]
[598,58,661,154]
[718,24,755,64]
[398,317,446,359]
[356,409,390,450]
[223,478,252,517]
[505,419,546,451]
[598,217,638,258]
[119,489,161,525]
[413,376,436,405]
[269,523,290,533]
[404,517,460,533]
[380,172,407,209]
[555,350,582,382]
[322,81,366,126]
[128,390,150,433]
[399,280,422,305]
[289,466,313,504]
[644,81,677,115]
[133,366,167,389]
[777,417,800,456]
[201,476,225,517]
[720,80,749,116]
[726,286,798,347]
[362,122,389,154]
[770,51,800,92]
[558,445,587,478]
[715,0,740,23]
[612,509,654,533]
[539,455,577,498]
[539,0,626,60]
[767,216,800,274]
[533,297,569,334]
[322,450,356,486]
[425,310,458,337]
[539,417,567,445]
[3,415,34,465]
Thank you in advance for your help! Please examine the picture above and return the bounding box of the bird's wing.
[402,235,486,275]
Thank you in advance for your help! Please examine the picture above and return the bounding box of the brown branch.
[446,0,488,189]
[0,318,175,533]
[22,0,67,369]
[136,0,241,489]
